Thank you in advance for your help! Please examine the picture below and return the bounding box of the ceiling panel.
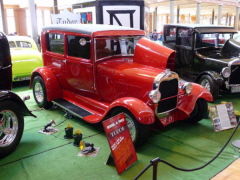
[2,0,240,17]
[146,0,240,16]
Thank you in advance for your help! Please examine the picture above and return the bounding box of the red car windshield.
[95,36,143,60]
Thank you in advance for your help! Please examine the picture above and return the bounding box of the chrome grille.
[229,65,240,84]
[157,78,178,113]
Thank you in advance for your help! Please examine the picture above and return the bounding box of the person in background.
[152,29,158,41]
[149,31,153,40]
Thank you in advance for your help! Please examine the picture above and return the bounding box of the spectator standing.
[152,29,158,41]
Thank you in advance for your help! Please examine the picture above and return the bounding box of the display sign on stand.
[209,102,238,132]
[103,113,137,175]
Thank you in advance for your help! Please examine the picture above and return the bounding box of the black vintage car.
[0,32,35,158]
[162,24,240,100]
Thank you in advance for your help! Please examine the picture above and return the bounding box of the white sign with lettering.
[51,9,80,24]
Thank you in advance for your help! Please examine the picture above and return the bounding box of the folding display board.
[102,113,137,175]
[209,102,238,132]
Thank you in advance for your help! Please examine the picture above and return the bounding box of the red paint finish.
[32,67,62,102]
[32,24,213,128]
[134,38,176,70]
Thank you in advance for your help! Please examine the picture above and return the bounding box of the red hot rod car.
[31,24,213,147]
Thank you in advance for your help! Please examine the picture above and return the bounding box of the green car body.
[7,36,43,81]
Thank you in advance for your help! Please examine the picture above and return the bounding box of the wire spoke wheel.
[199,75,219,101]
[125,113,137,142]
[34,81,44,103]
[32,76,52,109]
[0,110,18,147]
[111,108,149,148]
[200,79,211,91]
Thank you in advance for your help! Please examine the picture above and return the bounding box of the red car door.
[44,32,72,90]
[65,35,98,99]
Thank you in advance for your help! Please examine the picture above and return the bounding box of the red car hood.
[97,58,166,102]
[97,58,164,83]
[134,38,176,71]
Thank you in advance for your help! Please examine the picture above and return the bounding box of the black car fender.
[0,90,36,117]
[197,71,224,85]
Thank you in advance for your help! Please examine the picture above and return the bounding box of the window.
[8,41,16,48]
[16,41,32,48]
[164,27,176,42]
[178,28,193,47]
[26,10,32,36]
[9,40,31,48]
[95,36,141,60]
[37,10,43,35]
[67,35,90,59]
[47,33,64,54]
[195,33,233,48]
[6,9,16,35]
[44,10,51,26]
[26,9,51,36]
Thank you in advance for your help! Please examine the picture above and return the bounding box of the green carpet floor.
[1,81,240,180]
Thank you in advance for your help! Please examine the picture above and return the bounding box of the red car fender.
[178,83,213,115]
[31,67,62,102]
[109,97,155,125]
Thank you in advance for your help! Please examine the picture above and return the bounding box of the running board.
[52,98,93,118]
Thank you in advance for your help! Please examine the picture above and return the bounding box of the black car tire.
[33,76,52,109]
[111,108,149,149]
[185,98,208,123]
[199,75,219,100]
[0,101,24,159]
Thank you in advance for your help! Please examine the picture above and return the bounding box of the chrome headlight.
[149,90,161,103]
[181,82,192,95]
[221,67,231,78]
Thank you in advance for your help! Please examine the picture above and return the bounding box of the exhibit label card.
[103,113,137,174]
[209,102,238,132]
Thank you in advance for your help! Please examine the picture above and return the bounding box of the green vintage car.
[7,36,43,81]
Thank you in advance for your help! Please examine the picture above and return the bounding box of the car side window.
[8,41,16,48]
[47,33,64,54]
[178,28,193,47]
[16,41,32,48]
[67,35,90,59]
[164,27,176,42]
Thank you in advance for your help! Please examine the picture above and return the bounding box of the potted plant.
[64,122,73,139]
[73,129,82,147]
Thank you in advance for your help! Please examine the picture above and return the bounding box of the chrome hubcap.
[201,79,211,91]
[0,110,18,147]
[34,82,44,103]
[125,113,137,142]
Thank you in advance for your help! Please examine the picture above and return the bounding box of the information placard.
[209,102,238,132]
[103,113,137,174]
